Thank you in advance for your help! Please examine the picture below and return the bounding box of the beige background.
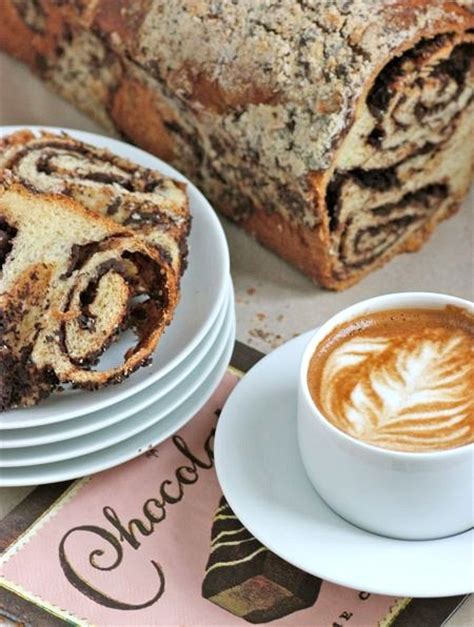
[0,51,472,625]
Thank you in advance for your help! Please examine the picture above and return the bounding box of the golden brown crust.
[0,1,472,289]
[220,202,334,288]
[86,0,152,51]
[0,0,74,67]
[110,77,177,162]
[229,198,462,291]
[0,0,41,65]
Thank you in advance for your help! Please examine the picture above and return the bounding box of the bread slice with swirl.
[0,177,178,410]
[0,129,190,279]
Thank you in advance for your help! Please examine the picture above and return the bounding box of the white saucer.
[0,280,232,448]
[0,315,235,486]
[0,126,229,428]
[215,331,473,598]
[0,288,234,466]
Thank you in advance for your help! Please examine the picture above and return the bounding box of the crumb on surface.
[249,327,284,349]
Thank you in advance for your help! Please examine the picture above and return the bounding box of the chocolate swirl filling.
[326,34,474,278]
[1,235,173,408]
[0,219,17,271]
[0,132,191,277]
[0,177,179,409]
[52,239,170,385]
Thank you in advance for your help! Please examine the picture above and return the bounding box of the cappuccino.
[307,306,473,452]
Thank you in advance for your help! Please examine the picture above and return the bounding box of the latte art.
[308,307,474,452]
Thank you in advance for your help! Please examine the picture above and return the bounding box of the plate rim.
[0,279,232,447]
[0,288,234,466]
[0,316,235,486]
[215,331,474,598]
[0,125,229,425]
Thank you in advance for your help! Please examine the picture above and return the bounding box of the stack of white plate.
[0,128,235,487]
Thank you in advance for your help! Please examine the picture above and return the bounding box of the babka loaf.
[0,130,191,278]
[0,1,473,288]
[0,177,178,409]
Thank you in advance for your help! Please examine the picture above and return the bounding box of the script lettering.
[58,426,217,609]
[59,525,164,609]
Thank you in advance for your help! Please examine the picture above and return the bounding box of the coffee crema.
[307,306,474,452]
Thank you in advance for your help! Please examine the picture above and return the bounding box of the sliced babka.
[0,130,191,278]
[0,176,179,409]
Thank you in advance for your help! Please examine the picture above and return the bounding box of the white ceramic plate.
[0,289,234,467]
[215,332,473,598]
[0,279,232,448]
[0,315,235,486]
[0,126,229,428]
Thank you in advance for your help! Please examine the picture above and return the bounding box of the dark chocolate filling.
[60,252,169,370]
[326,161,402,232]
[0,219,18,271]
[0,334,58,411]
[34,147,137,191]
[123,208,174,229]
[350,166,399,192]
[432,42,474,90]
[7,140,170,197]
[61,241,101,279]
[338,183,449,270]
[60,237,131,280]
[367,127,386,148]
[106,197,121,215]
[78,170,135,191]
[79,258,129,307]
[371,183,448,217]
[349,215,418,265]
[0,346,16,411]
[366,34,451,119]
[325,172,344,232]
[327,120,453,232]
[365,37,473,150]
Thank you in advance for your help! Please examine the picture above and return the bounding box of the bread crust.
[227,196,462,291]
[0,1,473,288]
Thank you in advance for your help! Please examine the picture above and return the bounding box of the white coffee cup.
[297,292,473,540]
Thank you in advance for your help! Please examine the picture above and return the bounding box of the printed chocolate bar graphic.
[202,497,322,623]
